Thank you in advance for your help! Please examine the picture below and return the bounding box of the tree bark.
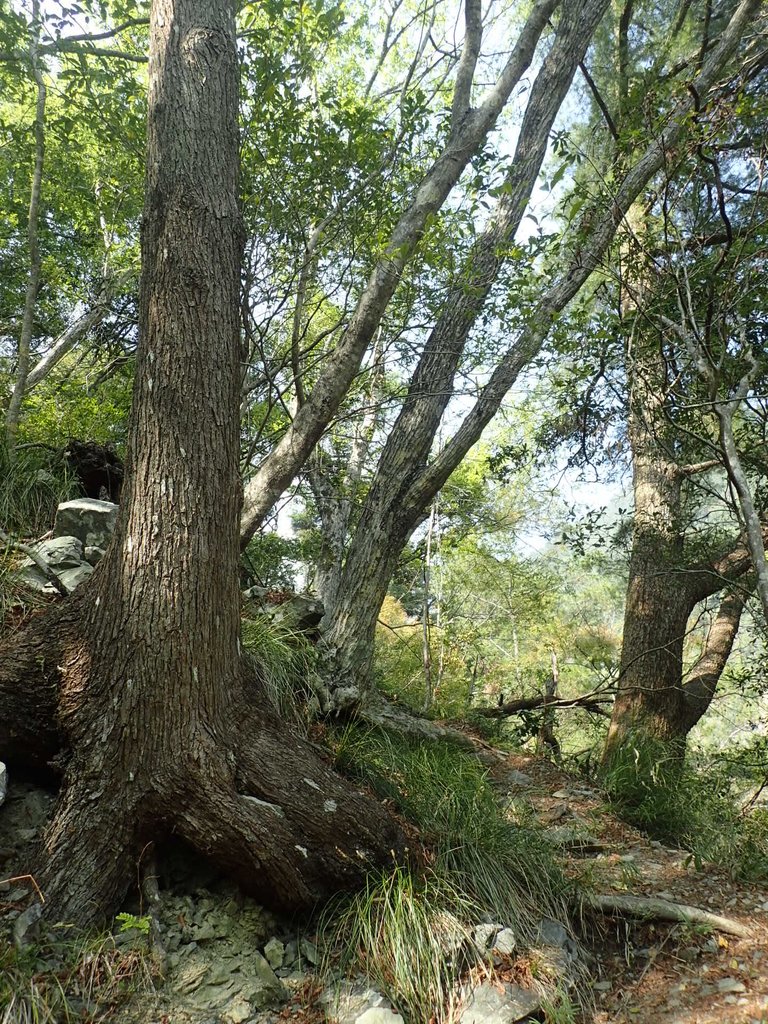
[0,0,401,929]
[603,327,755,763]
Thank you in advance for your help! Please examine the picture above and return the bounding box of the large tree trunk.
[0,0,401,929]
[602,323,751,765]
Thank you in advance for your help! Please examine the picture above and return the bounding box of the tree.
[0,0,400,928]
[312,0,762,708]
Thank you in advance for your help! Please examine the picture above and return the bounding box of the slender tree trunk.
[5,0,46,450]
[0,0,401,929]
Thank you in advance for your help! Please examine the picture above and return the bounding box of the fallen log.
[583,893,751,938]
[475,692,614,719]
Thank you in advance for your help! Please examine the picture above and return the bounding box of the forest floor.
[2,740,768,1024]
[488,747,768,1024]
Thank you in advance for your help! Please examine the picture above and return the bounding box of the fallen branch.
[475,692,614,719]
[584,893,751,938]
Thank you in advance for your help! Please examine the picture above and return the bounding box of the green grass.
[0,443,78,539]
[324,725,575,1022]
[240,612,321,728]
[602,737,768,881]
[0,928,155,1023]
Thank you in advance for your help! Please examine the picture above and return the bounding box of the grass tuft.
[0,443,78,539]
[240,612,321,728]
[0,928,155,1024]
[603,737,768,881]
[325,725,575,1022]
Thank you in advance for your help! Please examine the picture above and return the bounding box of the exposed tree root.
[584,893,751,938]
[0,599,404,929]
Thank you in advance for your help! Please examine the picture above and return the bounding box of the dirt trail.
[491,750,768,1024]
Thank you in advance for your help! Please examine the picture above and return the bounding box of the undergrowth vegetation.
[603,737,768,881]
[240,612,321,728]
[0,443,77,539]
[324,725,575,1022]
[0,927,155,1024]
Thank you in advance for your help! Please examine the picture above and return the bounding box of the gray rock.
[32,535,84,567]
[473,922,502,950]
[0,762,6,808]
[84,545,106,566]
[535,917,578,959]
[55,563,94,592]
[242,951,286,1009]
[13,903,42,948]
[320,980,395,1024]
[493,927,517,955]
[459,982,540,1024]
[717,978,747,994]
[502,770,533,788]
[300,936,319,965]
[355,1009,405,1024]
[264,937,285,969]
[54,498,118,548]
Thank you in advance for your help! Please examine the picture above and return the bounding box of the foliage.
[322,867,477,1024]
[0,441,78,537]
[240,611,321,728]
[0,926,154,1024]
[326,725,574,1020]
[603,737,768,881]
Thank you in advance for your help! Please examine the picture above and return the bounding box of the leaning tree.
[0,0,401,928]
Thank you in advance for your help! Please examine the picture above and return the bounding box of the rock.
[355,1009,405,1024]
[13,903,43,948]
[84,545,106,565]
[242,587,324,635]
[53,498,118,548]
[320,980,397,1024]
[264,937,285,969]
[501,770,533,788]
[300,936,319,965]
[717,978,747,994]
[535,917,577,959]
[493,928,517,955]
[458,982,540,1024]
[473,923,502,949]
[0,762,7,808]
[242,951,286,1009]
[55,564,94,592]
[222,996,254,1023]
[32,535,84,567]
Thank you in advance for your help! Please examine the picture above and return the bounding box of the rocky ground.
[492,751,768,1024]
[2,743,767,1024]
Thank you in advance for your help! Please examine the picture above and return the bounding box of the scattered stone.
[717,978,747,994]
[536,917,577,958]
[320,980,399,1024]
[0,762,6,808]
[458,981,540,1024]
[493,927,517,955]
[552,790,570,800]
[300,936,319,965]
[593,980,612,992]
[264,937,285,969]
[473,923,502,950]
[501,770,533,788]
[13,903,42,948]
[355,1009,405,1024]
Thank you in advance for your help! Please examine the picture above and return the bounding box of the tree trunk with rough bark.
[603,326,753,765]
[0,0,401,929]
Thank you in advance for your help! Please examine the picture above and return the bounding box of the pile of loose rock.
[18,497,118,593]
